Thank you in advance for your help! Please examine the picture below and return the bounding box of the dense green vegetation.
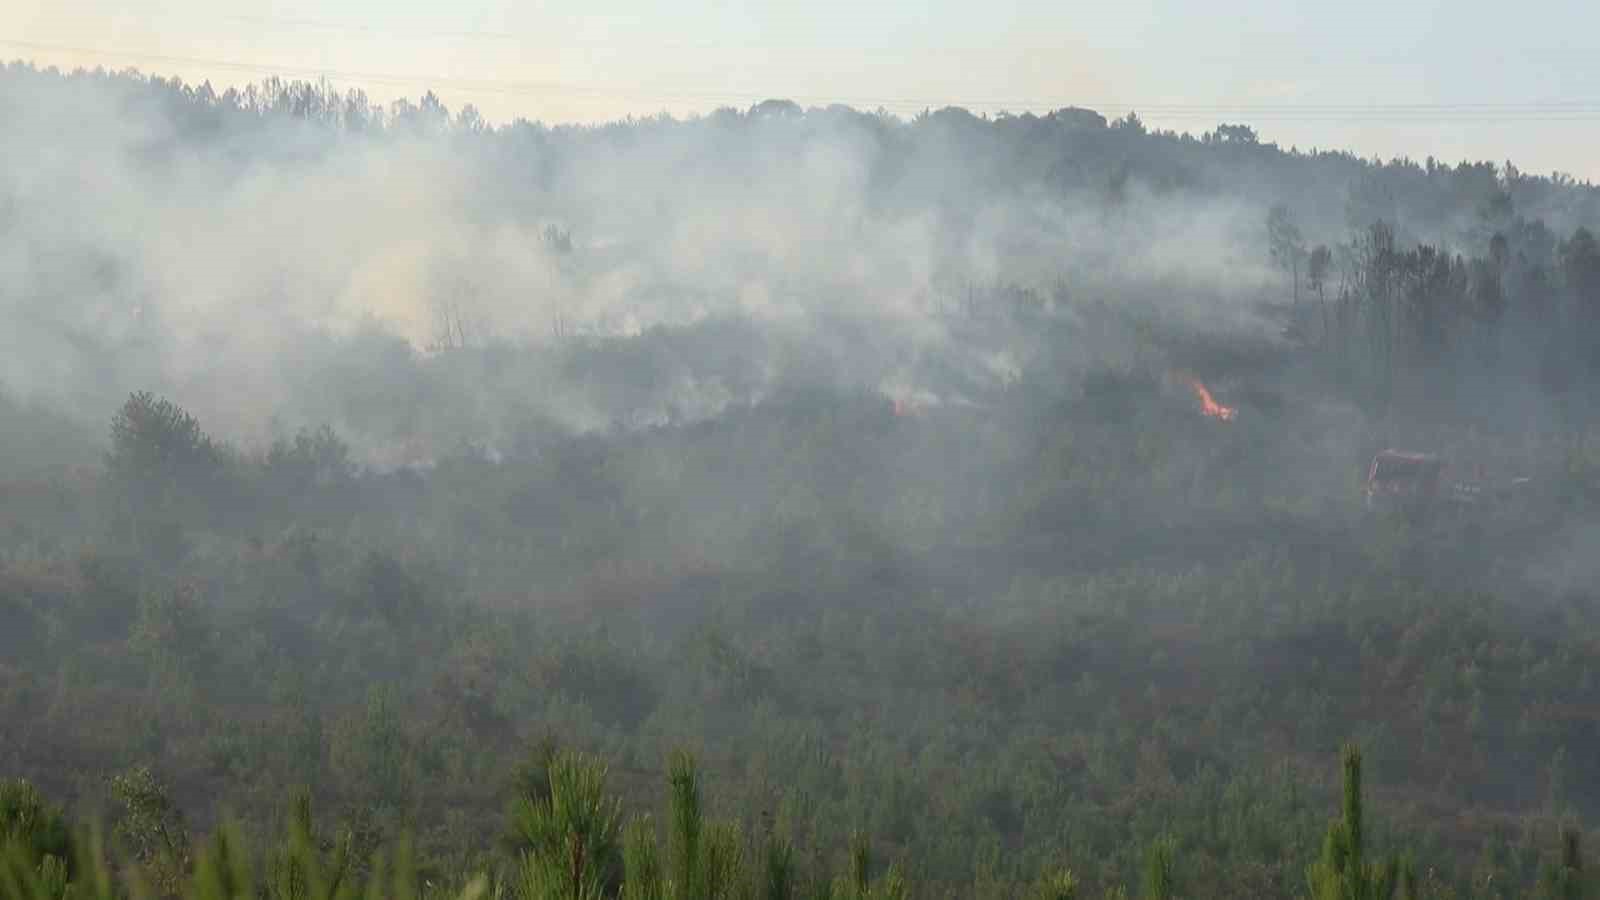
[4,365,1599,897]
[4,62,1600,898]
[9,743,1581,899]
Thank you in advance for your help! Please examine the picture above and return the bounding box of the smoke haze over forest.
[4,62,1597,462]
[5,56,1600,900]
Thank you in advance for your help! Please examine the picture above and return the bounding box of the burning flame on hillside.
[1174,372,1237,422]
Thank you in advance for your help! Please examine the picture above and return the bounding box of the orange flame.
[1178,373,1236,422]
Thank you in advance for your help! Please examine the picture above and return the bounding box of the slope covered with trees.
[3,62,1600,898]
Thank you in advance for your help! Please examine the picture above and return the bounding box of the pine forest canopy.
[3,59,1600,900]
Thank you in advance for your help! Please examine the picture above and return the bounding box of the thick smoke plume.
[2,62,1597,469]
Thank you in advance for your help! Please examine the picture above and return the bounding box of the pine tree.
[1143,837,1175,900]
[668,751,704,900]
[512,751,624,900]
[848,833,870,895]
[1539,827,1585,900]
[761,835,795,900]
[621,818,664,900]
[699,824,744,900]
[0,779,73,878]
[1306,744,1408,900]
[1029,867,1079,900]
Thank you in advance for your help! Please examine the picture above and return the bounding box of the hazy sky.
[7,0,1600,179]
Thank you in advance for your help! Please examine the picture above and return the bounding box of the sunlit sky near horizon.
[7,0,1600,180]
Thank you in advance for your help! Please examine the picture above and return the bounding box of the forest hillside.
[4,61,1600,898]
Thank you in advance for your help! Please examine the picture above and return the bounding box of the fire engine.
[1364,449,1533,515]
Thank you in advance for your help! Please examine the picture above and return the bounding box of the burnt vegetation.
[4,61,1600,898]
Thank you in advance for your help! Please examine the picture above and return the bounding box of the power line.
[6,38,1600,121]
[223,15,522,42]
[218,15,729,50]
[1,37,1592,111]
[177,16,1600,69]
